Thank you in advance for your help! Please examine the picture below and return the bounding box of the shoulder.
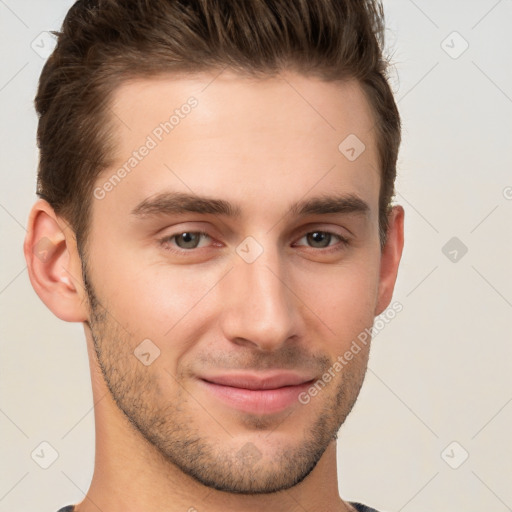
[349,502,385,512]
[56,504,384,512]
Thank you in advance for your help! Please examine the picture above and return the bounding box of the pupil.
[308,231,330,248]
[178,232,198,248]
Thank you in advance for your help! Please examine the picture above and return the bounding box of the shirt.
[57,502,382,511]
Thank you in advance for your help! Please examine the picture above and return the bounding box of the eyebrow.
[131,191,370,219]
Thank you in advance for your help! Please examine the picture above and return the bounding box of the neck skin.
[74,333,357,512]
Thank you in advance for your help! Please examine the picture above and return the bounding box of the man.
[24,0,404,511]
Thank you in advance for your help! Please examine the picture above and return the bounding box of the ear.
[374,205,404,315]
[24,199,88,322]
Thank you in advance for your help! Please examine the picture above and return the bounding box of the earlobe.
[24,199,88,322]
[375,205,405,316]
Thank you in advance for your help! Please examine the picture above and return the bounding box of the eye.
[294,231,349,250]
[160,231,211,251]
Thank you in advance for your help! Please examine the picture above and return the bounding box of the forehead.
[99,70,380,220]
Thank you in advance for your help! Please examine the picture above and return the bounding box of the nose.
[218,244,302,352]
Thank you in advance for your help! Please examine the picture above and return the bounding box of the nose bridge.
[219,243,299,350]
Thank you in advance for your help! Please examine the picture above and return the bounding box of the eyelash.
[158,230,350,255]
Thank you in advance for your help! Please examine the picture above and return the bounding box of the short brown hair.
[35,0,400,250]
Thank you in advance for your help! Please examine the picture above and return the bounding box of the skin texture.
[25,70,404,512]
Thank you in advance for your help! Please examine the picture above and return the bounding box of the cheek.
[88,247,222,351]
[87,209,382,363]
[295,258,380,346]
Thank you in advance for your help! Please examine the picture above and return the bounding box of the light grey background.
[1,1,511,511]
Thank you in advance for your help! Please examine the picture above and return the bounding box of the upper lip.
[199,372,315,390]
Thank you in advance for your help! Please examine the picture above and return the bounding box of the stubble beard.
[83,266,369,494]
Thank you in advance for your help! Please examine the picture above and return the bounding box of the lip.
[197,372,315,415]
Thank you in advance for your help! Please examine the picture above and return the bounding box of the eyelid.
[157,225,352,255]
[292,230,350,252]
[159,230,215,253]
[294,231,348,244]
[291,222,351,242]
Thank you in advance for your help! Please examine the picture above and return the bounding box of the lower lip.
[198,379,313,415]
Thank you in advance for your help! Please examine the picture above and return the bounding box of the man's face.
[84,71,385,493]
